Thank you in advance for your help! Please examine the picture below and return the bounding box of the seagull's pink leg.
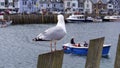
[54,40,57,51]
[50,41,53,52]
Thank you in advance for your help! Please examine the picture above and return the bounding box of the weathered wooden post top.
[85,37,105,68]
[114,34,120,68]
[37,50,64,68]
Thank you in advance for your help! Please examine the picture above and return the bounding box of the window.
[9,2,13,6]
[72,3,75,7]
[73,9,75,11]
[41,4,43,7]
[54,4,56,7]
[109,5,112,8]
[87,4,89,8]
[23,1,27,5]
[67,2,70,7]
[0,2,4,6]
[80,4,83,7]
[32,1,36,5]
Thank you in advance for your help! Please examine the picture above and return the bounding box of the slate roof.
[91,0,108,4]
[78,0,109,4]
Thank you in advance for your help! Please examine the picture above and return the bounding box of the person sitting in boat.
[77,43,81,47]
[84,41,88,47]
[70,38,75,45]
[70,38,80,47]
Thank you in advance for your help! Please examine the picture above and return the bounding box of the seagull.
[33,14,67,51]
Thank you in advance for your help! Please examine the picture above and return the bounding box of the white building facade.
[17,0,38,13]
[64,0,78,13]
[39,0,63,12]
[8,0,14,9]
[113,0,120,14]
[0,0,5,10]
[84,0,93,14]
[0,0,14,11]
[16,0,63,13]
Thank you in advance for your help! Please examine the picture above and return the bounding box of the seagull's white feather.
[34,14,66,41]
[33,14,66,51]
[37,26,66,40]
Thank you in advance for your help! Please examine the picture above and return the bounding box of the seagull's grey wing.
[37,26,66,41]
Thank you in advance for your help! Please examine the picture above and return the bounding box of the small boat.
[62,43,111,56]
[103,15,120,22]
[0,15,12,28]
[66,14,93,23]
[93,17,102,22]
[0,20,12,28]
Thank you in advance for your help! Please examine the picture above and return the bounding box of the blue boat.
[62,43,111,56]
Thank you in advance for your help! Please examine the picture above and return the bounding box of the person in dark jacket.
[70,38,75,44]
[84,41,88,47]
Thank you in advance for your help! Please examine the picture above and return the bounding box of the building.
[0,0,14,11]
[7,0,14,9]
[92,0,107,17]
[39,0,63,12]
[107,0,114,15]
[14,0,19,11]
[78,0,84,14]
[64,0,78,13]
[16,0,63,13]
[50,0,64,12]
[17,0,38,13]
[84,0,93,14]
[0,0,5,11]
[113,0,120,14]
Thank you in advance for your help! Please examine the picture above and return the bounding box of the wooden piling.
[37,50,64,68]
[85,37,105,68]
[114,34,120,68]
[3,14,69,24]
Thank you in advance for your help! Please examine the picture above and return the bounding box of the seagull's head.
[57,14,64,22]
[32,37,49,41]
[57,14,67,33]
[32,38,38,41]
[32,38,42,41]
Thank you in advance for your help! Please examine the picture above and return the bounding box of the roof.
[78,0,108,4]
[92,0,108,4]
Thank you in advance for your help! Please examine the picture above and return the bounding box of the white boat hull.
[63,43,111,57]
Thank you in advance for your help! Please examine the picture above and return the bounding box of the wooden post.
[37,50,64,68]
[85,37,105,68]
[114,34,120,68]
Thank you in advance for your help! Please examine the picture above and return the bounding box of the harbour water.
[0,22,120,68]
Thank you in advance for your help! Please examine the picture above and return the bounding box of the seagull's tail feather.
[32,38,50,41]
